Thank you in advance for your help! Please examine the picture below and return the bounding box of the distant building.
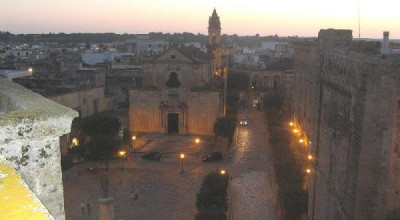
[128,38,169,56]
[82,52,135,65]
[381,31,400,55]
[0,69,32,81]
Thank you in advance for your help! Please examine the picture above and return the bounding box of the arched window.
[166,72,181,88]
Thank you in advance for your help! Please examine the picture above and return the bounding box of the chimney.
[383,31,389,49]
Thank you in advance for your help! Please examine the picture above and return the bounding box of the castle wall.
[293,29,400,220]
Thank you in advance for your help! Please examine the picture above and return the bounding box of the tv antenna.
[358,1,361,40]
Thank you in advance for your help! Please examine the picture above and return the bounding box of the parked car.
[141,152,161,161]
[239,118,248,126]
[202,152,223,162]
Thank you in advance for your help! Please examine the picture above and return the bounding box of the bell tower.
[207,8,222,76]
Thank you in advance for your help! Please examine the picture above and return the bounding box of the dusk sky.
[1,0,399,39]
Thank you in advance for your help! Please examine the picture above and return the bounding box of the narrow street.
[229,107,277,220]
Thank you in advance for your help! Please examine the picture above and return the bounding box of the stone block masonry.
[0,78,78,220]
[292,29,400,220]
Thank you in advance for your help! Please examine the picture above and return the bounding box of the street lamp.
[289,121,294,127]
[118,150,127,170]
[306,168,311,174]
[28,68,33,73]
[131,135,136,151]
[195,138,200,144]
[308,155,313,160]
[72,138,79,147]
[180,153,185,174]
[219,169,227,175]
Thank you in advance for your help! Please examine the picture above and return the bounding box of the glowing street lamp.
[289,122,294,127]
[293,128,299,134]
[219,169,227,175]
[308,155,313,160]
[118,150,127,170]
[299,138,304,144]
[131,135,136,151]
[72,138,79,147]
[28,68,33,73]
[180,153,185,174]
[195,138,200,144]
[306,169,311,174]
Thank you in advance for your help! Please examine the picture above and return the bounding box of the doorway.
[167,113,179,134]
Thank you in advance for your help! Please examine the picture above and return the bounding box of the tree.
[213,117,237,145]
[81,114,121,138]
[68,144,87,175]
[61,155,74,181]
[85,135,120,171]
[195,172,229,220]
[80,114,122,170]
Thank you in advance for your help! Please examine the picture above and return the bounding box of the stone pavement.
[63,134,231,220]
[63,108,277,220]
[229,107,278,220]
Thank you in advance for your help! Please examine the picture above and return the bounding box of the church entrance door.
[167,113,179,134]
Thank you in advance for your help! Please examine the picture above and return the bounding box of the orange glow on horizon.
[1,0,399,38]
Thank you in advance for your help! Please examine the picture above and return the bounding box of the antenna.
[358,1,361,40]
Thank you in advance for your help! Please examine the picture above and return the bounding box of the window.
[165,72,181,88]
[93,100,98,114]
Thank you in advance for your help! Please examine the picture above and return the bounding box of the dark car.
[202,152,223,162]
[141,152,161,161]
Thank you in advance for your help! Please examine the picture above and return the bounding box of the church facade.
[129,10,225,136]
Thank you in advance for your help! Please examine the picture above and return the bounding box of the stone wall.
[49,87,111,118]
[0,78,77,220]
[292,29,400,220]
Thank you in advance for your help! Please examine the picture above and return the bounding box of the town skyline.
[2,0,400,39]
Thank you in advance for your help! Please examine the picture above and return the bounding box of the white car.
[239,118,248,126]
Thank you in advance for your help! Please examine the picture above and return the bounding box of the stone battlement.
[0,78,78,220]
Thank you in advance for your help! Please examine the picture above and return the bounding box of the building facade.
[292,29,400,220]
[129,46,223,136]
[129,10,225,137]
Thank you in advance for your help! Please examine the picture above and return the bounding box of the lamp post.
[131,135,136,151]
[180,153,185,174]
[219,169,227,175]
[118,150,127,170]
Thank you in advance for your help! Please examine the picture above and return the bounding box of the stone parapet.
[0,78,78,220]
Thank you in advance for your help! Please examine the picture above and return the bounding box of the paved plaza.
[63,107,277,220]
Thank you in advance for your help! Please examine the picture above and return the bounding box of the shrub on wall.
[195,172,229,220]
